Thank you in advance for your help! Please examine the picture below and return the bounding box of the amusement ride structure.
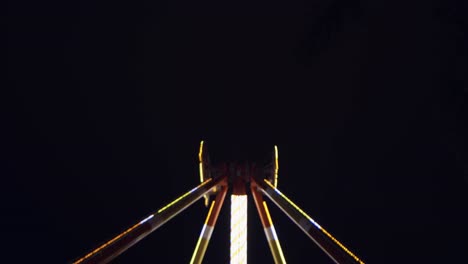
[72,141,365,264]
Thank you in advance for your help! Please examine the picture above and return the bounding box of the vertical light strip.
[198,140,204,183]
[198,140,210,207]
[273,145,279,187]
[230,195,247,264]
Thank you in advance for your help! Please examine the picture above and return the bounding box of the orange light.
[74,220,145,263]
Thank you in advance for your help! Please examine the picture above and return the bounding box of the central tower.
[230,163,250,264]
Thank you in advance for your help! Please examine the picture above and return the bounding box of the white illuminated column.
[230,195,247,264]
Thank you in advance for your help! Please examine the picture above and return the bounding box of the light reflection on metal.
[139,214,154,224]
[230,195,247,264]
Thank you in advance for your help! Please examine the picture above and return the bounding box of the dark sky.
[5,0,467,263]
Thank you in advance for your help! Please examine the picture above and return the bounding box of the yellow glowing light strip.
[198,140,204,183]
[264,179,321,228]
[199,163,204,183]
[158,179,212,214]
[263,179,364,264]
[190,201,216,264]
[231,195,247,264]
[274,145,279,187]
[263,201,274,227]
[263,201,287,264]
[206,200,216,223]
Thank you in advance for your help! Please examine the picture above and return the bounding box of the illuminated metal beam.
[251,182,286,264]
[73,176,227,264]
[253,178,365,264]
[190,185,228,264]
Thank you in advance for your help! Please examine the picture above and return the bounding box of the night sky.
[5,0,467,263]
